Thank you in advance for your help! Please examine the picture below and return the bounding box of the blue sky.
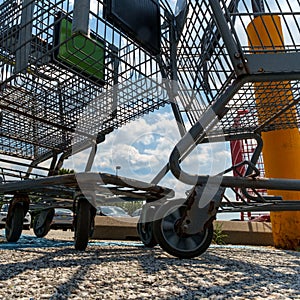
[64,103,232,197]
[63,102,239,220]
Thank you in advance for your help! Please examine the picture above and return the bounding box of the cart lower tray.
[0,172,174,204]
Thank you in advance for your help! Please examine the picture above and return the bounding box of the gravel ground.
[0,230,299,300]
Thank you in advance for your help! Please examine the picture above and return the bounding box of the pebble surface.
[0,230,299,300]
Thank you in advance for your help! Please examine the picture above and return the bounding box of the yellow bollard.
[247,16,300,249]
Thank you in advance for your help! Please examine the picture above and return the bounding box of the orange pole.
[247,16,300,250]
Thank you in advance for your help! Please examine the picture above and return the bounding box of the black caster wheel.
[153,204,213,259]
[5,203,25,242]
[74,198,95,251]
[137,221,157,248]
[33,208,55,238]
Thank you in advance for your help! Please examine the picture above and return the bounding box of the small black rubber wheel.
[33,209,54,238]
[153,205,213,259]
[137,221,157,248]
[5,204,24,242]
[74,198,92,251]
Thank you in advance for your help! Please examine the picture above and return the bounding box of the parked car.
[50,208,74,231]
[0,203,31,230]
[96,206,131,218]
[131,208,142,217]
[249,214,271,222]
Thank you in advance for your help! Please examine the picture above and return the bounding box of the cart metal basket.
[0,0,173,163]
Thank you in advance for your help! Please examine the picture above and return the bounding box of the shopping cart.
[145,0,300,258]
[0,0,176,250]
[230,118,267,221]
[1,0,300,258]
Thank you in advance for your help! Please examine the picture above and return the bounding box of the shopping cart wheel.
[74,198,93,251]
[153,205,213,259]
[5,203,24,242]
[33,208,54,238]
[137,221,157,248]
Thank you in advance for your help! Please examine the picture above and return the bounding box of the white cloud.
[67,105,231,198]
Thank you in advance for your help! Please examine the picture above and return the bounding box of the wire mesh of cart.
[0,0,179,188]
[230,130,267,220]
[169,0,300,199]
[176,0,300,133]
[0,0,174,165]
